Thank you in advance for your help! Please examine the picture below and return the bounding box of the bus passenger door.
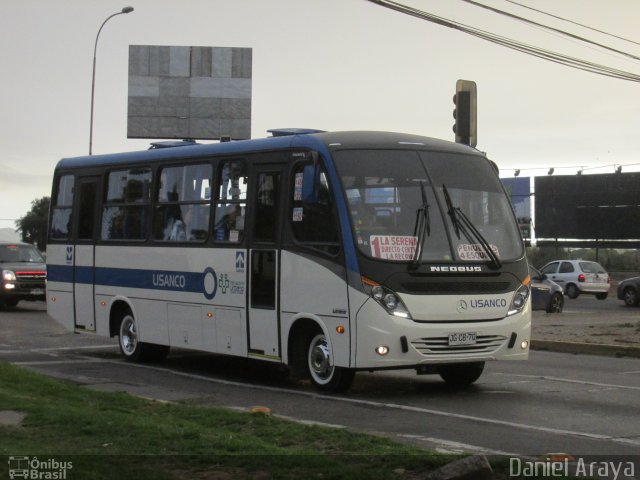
[73,176,99,331]
[247,166,285,359]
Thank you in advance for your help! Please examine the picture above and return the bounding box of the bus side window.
[290,162,340,255]
[101,169,151,241]
[49,174,74,240]
[214,160,247,243]
[153,164,212,242]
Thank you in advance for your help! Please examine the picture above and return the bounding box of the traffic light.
[452,79,477,147]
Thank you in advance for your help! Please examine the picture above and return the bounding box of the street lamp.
[89,6,134,155]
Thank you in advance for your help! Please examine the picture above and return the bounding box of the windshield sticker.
[292,207,303,222]
[458,244,500,261]
[370,235,417,261]
[294,173,303,201]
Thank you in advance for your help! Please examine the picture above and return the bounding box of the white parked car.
[540,259,610,300]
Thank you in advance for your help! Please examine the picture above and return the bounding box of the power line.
[460,0,640,62]
[365,0,640,82]
[505,162,640,177]
[502,0,640,48]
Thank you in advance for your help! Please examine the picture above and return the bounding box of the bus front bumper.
[354,299,531,370]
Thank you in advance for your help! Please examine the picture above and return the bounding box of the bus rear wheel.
[118,312,169,363]
[306,333,354,393]
[437,362,485,386]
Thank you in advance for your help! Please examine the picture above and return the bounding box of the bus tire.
[306,332,354,393]
[118,311,169,363]
[437,362,484,386]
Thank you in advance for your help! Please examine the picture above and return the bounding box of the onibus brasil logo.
[8,456,72,479]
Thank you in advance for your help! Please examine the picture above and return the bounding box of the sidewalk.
[531,308,640,358]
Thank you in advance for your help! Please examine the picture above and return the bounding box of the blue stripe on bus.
[46,264,218,298]
[75,265,94,284]
[47,264,74,283]
[96,267,203,293]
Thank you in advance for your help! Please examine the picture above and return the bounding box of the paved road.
[2,302,640,459]
[561,293,634,317]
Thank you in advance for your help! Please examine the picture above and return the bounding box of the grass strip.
[0,361,455,479]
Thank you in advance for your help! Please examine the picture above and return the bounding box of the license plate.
[30,289,44,295]
[448,332,477,346]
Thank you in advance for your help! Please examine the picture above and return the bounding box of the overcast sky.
[1,0,639,229]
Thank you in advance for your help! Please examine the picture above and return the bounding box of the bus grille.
[401,282,511,294]
[411,335,507,355]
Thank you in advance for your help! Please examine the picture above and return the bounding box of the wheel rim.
[308,334,334,385]
[625,289,637,305]
[551,294,563,312]
[119,315,137,355]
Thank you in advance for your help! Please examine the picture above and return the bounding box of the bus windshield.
[334,149,524,264]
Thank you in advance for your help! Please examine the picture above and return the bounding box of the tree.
[15,197,50,251]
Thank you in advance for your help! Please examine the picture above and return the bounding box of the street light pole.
[89,6,134,155]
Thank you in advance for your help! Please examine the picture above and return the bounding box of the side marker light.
[375,345,389,356]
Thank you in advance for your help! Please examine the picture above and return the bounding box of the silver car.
[540,259,610,300]
[530,266,564,313]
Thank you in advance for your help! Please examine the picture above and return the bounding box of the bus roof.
[55,131,481,171]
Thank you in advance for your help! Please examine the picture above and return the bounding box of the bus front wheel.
[118,312,169,363]
[437,362,485,386]
[306,333,354,393]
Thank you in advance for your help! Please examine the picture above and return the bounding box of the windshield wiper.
[442,184,502,270]
[410,181,431,269]
[442,184,461,239]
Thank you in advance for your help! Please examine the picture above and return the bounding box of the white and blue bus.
[47,130,531,392]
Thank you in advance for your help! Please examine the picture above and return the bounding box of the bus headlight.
[508,283,530,316]
[384,293,398,310]
[362,276,412,319]
[371,286,385,301]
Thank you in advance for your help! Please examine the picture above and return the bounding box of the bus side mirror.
[302,153,320,203]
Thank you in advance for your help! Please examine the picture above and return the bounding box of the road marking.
[496,373,640,391]
[13,359,106,366]
[397,435,516,456]
[0,345,116,356]
[273,414,347,430]
[30,345,117,352]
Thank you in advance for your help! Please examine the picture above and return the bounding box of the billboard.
[128,45,252,140]
[535,173,640,241]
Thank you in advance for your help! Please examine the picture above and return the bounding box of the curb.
[531,340,640,358]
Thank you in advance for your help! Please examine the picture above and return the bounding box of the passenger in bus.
[162,191,185,241]
[168,218,187,241]
[214,204,243,241]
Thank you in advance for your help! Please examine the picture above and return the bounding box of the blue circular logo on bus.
[202,267,217,300]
